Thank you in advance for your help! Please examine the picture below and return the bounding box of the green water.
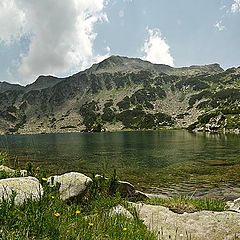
[0,130,240,198]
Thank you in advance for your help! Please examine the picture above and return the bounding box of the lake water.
[0,130,240,199]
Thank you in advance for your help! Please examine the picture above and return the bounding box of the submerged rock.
[0,176,43,205]
[47,172,92,201]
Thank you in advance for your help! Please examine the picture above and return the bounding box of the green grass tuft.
[145,195,227,214]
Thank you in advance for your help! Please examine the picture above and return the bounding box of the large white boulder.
[0,176,43,205]
[47,172,92,201]
[132,203,240,240]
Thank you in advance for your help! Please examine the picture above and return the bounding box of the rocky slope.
[0,56,239,135]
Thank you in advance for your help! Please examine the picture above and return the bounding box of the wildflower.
[42,177,48,181]
[123,227,127,231]
[49,185,54,188]
[53,211,61,217]
[89,223,94,227]
[51,196,55,199]
[75,210,80,215]
[179,233,184,237]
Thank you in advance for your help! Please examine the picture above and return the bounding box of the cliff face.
[0,56,239,135]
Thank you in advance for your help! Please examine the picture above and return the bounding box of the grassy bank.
[0,176,155,240]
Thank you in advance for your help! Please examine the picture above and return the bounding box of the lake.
[0,130,240,199]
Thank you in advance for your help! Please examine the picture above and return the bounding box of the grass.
[0,151,8,165]
[145,195,227,214]
[0,169,156,240]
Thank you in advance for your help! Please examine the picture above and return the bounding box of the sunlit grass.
[145,195,227,214]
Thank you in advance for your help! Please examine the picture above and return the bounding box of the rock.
[0,165,15,175]
[0,177,43,205]
[109,204,133,219]
[143,192,169,199]
[226,198,240,213]
[0,165,28,177]
[47,172,92,201]
[206,114,227,131]
[132,203,240,240]
[20,170,28,177]
[118,180,135,198]
[94,175,136,198]
[133,190,150,201]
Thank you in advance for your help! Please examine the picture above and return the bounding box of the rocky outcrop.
[205,114,227,131]
[0,176,43,205]
[132,202,240,240]
[47,172,92,201]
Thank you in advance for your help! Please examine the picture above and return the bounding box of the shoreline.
[0,126,239,137]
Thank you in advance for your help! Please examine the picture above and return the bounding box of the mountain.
[0,81,24,93]
[0,56,239,135]
[25,75,64,92]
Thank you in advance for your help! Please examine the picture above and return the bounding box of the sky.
[0,0,240,85]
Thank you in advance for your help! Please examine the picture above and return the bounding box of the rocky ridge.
[0,56,239,135]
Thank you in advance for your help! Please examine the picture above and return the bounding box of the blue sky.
[0,0,240,85]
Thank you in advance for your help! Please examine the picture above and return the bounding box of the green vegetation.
[0,171,155,240]
[145,196,226,214]
[116,109,174,130]
[175,77,210,91]
[0,151,7,165]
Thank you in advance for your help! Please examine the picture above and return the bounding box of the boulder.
[0,165,15,175]
[94,175,136,198]
[118,180,135,198]
[0,165,28,177]
[0,176,43,205]
[132,190,150,201]
[20,170,28,177]
[132,203,240,240]
[47,172,92,201]
[226,198,240,213]
[109,204,133,219]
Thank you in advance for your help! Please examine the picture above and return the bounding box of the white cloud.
[0,0,26,44]
[214,20,225,31]
[0,0,109,83]
[142,28,174,67]
[231,0,240,13]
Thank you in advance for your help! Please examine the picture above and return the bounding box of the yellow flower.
[123,228,127,231]
[51,196,55,199]
[75,210,80,215]
[88,223,94,227]
[42,177,48,181]
[53,211,61,217]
